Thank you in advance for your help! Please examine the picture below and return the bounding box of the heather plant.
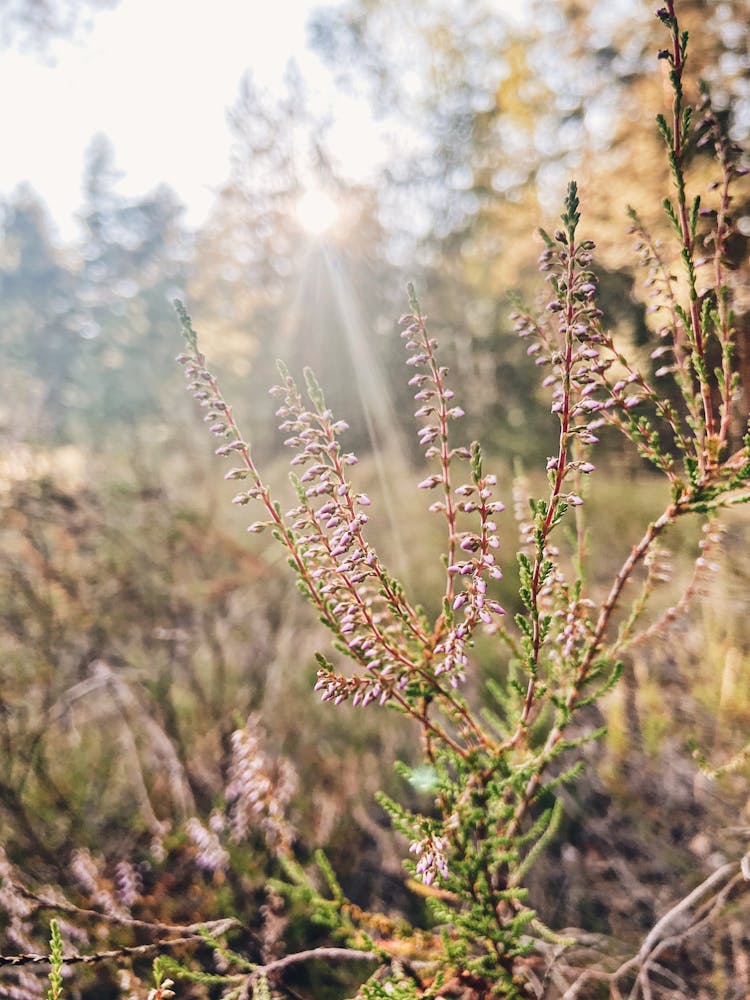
[2,2,749,998]
[167,4,750,996]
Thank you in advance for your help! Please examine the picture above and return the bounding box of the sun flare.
[296,188,340,236]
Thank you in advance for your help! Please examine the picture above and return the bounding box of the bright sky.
[0,0,645,246]
[0,0,378,242]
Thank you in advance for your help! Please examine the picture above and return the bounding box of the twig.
[245,946,378,984]
[627,870,746,999]
[9,881,241,937]
[633,860,739,967]
[0,934,207,968]
[557,864,747,998]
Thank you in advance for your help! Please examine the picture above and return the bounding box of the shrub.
[2,2,748,998]
[169,3,749,995]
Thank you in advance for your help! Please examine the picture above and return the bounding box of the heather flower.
[6,970,44,1000]
[436,449,506,678]
[70,848,129,920]
[409,833,450,886]
[150,832,167,864]
[185,817,230,873]
[114,860,142,908]
[6,915,35,954]
[178,337,428,716]
[225,715,297,853]
[644,541,673,584]
[69,847,99,896]
[147,979,176,1000]
[266,364,429,704]
[399,294,506,683]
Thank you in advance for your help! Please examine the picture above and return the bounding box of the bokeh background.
[1,1,749,997]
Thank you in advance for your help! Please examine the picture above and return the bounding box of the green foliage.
[359,973,422,1000]
[252,974,272,1000]
[149,961,177,1000]
[175,299,199,355]
[46,920,64,1000]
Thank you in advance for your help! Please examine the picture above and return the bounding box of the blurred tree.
[75,135,188,441]
[308,1,595,460]
[0,186,79,441]
[0,0,118,50]
[0,138,188,446]
[310,0,750,459]
[310,0,749,246]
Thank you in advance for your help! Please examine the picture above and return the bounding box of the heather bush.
[168,4,748,994]
[2,2,749,998]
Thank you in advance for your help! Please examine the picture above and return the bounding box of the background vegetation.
[0,1,748,997]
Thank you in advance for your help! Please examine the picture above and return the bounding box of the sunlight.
[321,248,414,584]
[296,188,340,236]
